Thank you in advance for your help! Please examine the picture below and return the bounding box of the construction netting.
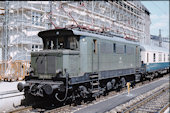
[0,60,30,81]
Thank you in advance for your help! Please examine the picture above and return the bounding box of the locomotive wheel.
[149,73,154,81]
[120,77,126,88]
[114,83,119,89]
[21,90,34,105]
[21,89,43,106]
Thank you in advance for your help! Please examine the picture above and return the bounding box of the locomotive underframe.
[18,66,169,105]
[20,67,141,101]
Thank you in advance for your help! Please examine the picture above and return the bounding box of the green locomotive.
[18,28,142,103]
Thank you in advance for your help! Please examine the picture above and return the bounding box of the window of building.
[32,16,34,24]
[35,16,38,25]
[35,45,38,48]
[127,17,130,25]
[131,19,133,26]
[119,1,122,6]
[113,43,116,53]
[153,53,156,62]
[32,12,42,26]
[40,14,42,26]
[116,12,119,20]
[128,6,130,10]
[32,45,41,51]
[134,9,136,14]
[124,4,126,8]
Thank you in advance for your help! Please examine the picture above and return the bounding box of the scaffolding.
[0,1,150,81]
[0,1,44,80]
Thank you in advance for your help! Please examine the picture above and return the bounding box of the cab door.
[135,46,139,68]
[92,39,99,72]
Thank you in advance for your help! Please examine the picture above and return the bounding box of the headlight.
[56,69,62,74]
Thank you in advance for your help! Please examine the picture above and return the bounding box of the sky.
[141,1,169,37]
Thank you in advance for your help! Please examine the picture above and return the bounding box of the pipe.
[55,72,69,102]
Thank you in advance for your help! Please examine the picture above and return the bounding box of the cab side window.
[93,39,97,54]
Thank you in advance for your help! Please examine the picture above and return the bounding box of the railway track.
[44,105,72,113]
[0,90,23,99]
[8,106,32,113]
[7,75,169,113]
[122,86,169,113]
[159,103,169,113]
[0,90,19,95]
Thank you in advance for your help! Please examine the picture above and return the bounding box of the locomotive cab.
[30,29,80,79]
[18,29,80,98]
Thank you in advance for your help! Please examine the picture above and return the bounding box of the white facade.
[0,1,150,61]
[141,5,151,45]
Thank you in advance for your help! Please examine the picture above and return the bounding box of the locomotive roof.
[72,29,139,45]
[38,29,139,45]
[38,29,74,39]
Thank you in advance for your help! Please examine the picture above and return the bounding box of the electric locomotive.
[17,28,169,104]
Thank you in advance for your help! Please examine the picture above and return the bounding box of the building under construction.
[0,1,151,80]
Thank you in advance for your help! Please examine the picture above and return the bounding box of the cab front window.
[43,36,79,50]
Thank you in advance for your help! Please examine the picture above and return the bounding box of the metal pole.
[3,1,9,73]
[127,82,131,95]
[4,1,9,61]
[49,1,52,29]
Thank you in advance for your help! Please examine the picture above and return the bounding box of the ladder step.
[91,89,100,93]
[91,82,99,86]
[91,79,99,81]
[89,75,98,78]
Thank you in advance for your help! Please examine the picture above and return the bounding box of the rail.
[158,103,170,113]
[9,106,32,113]
[122,86,169,113]
[0,90,19,95]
